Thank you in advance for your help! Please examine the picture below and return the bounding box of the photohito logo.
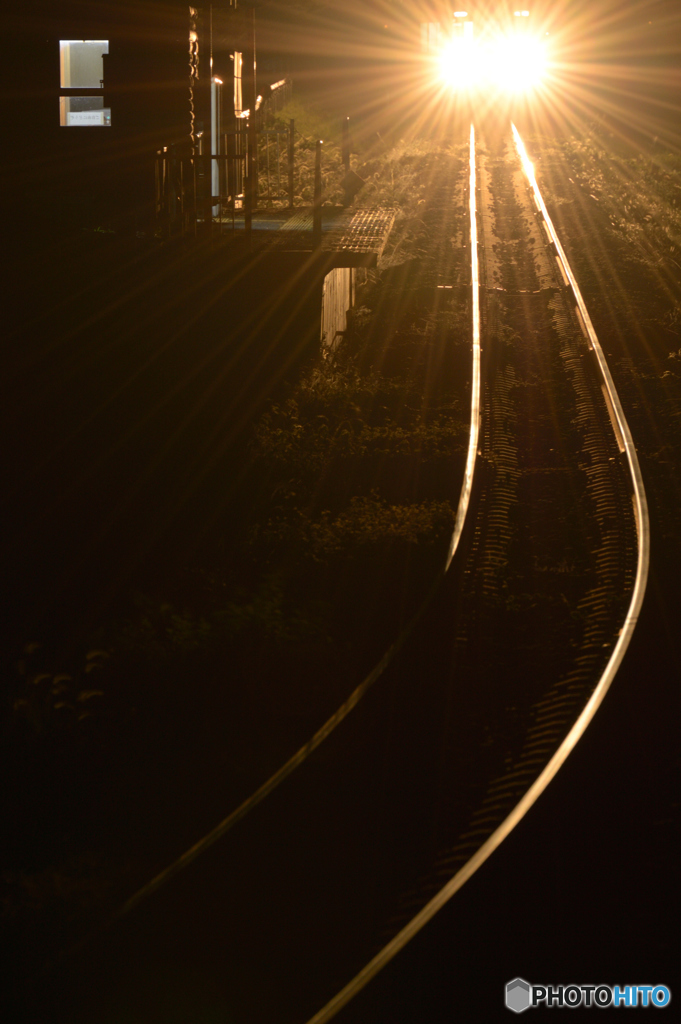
[505,979,672,1012]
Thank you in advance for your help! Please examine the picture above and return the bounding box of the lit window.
[420,23,441,52]
[59,96,111,126]
[59,40,111,126]
[60,40,108,87]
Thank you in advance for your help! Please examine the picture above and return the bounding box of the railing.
[153,98,359,241]
[154,118,296,239]
[258,128,293,203]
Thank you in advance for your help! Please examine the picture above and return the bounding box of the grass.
[534,124,681,285]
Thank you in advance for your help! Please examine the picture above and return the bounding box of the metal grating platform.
[324,208,397,257]
[220,206,396,265]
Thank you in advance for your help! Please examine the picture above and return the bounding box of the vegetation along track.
[305,123,650,1023]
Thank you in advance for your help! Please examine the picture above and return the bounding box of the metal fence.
[258,128,292,203]
[154,117,296,238]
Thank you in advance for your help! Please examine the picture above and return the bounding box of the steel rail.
[106,132,483,927]
[511,122,650,618]
[447,123,481,570]
[301,123,650,1024]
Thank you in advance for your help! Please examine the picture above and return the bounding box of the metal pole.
[266,132,271,198]
[313,139,322,249]
[245,139,253,240]
[192,157,198,238]
[226,132,235,207]
[288,119,295,207]
[342,116,350,173]
[276,131,281,199]
[244,6,258,206]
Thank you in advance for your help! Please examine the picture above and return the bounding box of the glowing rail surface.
[302,124,650,1024]
[447,123,481,570]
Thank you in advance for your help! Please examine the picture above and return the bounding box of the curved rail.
[301,123,650,1024]
[108,129,483,926]
[447,123,481,569]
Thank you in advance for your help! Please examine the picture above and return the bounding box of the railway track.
[57,124,649,1024]
[302,122,649,1023]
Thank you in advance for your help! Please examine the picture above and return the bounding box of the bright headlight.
[438,37,482,90]
[436,31,547,94]
[485,35,547,92]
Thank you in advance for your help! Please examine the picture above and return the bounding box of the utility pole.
[313,139,323,249]
[243,5,257,239]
